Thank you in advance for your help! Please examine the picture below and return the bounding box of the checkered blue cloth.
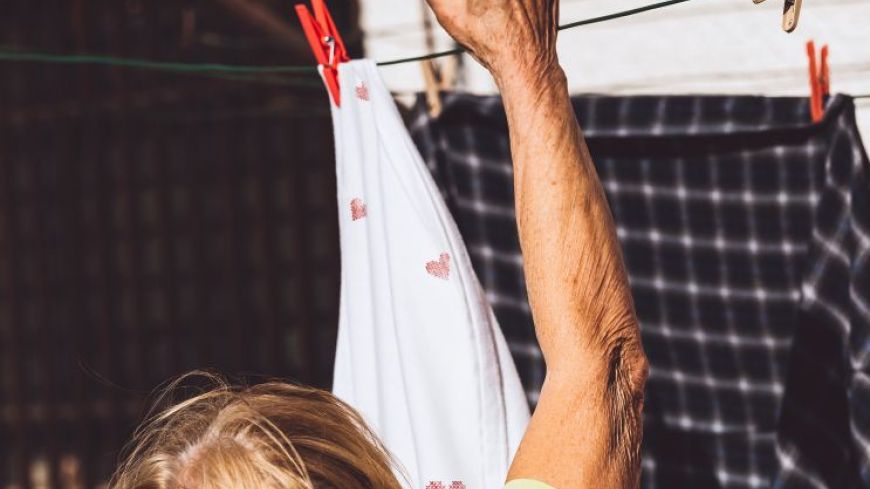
[408,94,870,489]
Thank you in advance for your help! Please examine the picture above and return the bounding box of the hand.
[424,0,560,84]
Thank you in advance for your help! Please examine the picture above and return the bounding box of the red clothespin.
[819,45,830,96]
[295,0,349,106]
[806,41,830,123]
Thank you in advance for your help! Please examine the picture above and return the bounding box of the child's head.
[111,373,402,489]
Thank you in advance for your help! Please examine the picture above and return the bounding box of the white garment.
[328,59,530,489]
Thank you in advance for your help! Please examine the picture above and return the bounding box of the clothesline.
[378,0,693,65]
[0,0,692,80]
[0,0,867,100]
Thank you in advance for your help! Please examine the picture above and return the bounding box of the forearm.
[498,64,639,374]
[496,66,647,488]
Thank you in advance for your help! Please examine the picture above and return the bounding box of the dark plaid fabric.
[407,94,870,489]
[773,102,870,488]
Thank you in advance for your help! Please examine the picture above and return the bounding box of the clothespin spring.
[324,36,336,66]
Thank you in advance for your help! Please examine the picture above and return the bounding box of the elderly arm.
[498,60,647,489]
[424,1,648,488]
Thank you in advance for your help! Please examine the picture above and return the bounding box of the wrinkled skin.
[425,1,649,488]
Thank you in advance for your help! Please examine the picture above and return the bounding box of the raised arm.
[424,2,648,488]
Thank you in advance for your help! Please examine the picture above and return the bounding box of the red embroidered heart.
[355,82,369,101]
[350,198,367,221]
[426,480,464,489]
[425,253,450,280]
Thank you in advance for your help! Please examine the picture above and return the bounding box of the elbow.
[603,324,648,480]
[605,332,648,415]
[612,338,648,407]
[598,312,648,407]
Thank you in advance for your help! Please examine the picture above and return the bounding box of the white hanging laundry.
[327,59,530,489]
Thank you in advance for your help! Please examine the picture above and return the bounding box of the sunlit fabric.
[328,60,529,489]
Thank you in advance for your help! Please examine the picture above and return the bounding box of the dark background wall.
[0,1,361,487]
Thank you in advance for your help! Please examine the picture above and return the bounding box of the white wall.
[360,0,870,138]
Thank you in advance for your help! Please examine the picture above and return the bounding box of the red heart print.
[355,82,369,101]
[350,198,367,221]
[425,253,450,280]
[425,481,464,489]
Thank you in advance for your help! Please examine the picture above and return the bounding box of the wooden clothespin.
[806,41,831,123]
[421,57,458,118]
[752,0,802,32]
[419,0,458,119]
[295,0,349,106]
[421,60,443,117]
[782,0,803,33]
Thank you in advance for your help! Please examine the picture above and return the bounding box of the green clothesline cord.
[0,0,693,77]
[0,51,318,74]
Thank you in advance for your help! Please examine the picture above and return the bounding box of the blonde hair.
[110,372,403,489]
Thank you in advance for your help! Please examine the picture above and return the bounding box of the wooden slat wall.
[0,1,359,487]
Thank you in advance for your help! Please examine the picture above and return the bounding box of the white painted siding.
[360,0,870,137]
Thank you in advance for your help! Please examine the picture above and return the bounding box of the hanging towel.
[327,60,530,489]
[409,94,870,489]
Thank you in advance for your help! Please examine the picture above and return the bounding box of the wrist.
[493,60,566,98]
